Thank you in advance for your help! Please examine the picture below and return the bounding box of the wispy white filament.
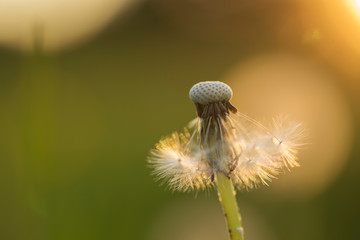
[148,113,305,191]
[148,132,208,191]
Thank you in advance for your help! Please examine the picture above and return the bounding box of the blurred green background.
[0,0,359,239]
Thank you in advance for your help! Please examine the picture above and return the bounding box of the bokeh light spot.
[0,0,141,51]
[224,53,355,201]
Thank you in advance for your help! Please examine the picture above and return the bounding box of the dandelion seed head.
[189,82,237,118]
[189,81,232,105]
[148,81,306,191]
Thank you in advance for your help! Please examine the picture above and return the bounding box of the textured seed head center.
[189,81,233,105]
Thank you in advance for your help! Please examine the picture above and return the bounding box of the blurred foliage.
[0,1,360,240]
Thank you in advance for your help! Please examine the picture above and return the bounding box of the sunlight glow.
[349,0,360,20]
[355,0,360,10]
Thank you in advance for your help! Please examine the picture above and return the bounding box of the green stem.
[215,172,244,240]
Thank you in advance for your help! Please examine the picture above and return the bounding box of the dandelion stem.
[215,172,244,240]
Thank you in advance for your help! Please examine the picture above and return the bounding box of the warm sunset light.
[348,0,360,20]
[354,0,360,10]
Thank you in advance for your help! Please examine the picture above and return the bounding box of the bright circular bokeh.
[0,0,141,52]
[224,53,355,201]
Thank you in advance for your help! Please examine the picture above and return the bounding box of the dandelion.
[148,81,305,240]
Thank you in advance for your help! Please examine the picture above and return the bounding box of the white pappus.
[148,81,305,191]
